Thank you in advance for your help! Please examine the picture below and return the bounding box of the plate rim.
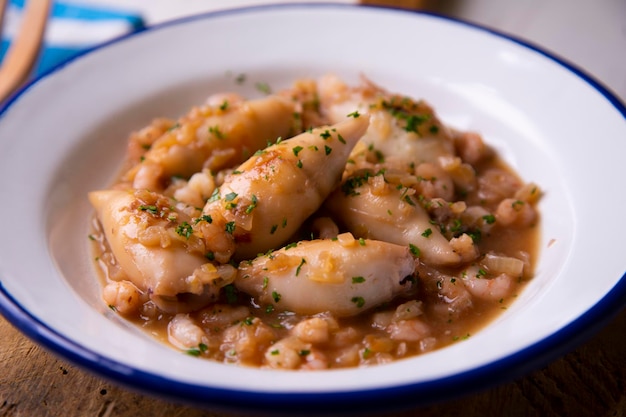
[0,3,625,414]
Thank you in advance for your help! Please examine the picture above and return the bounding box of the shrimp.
[387,318,431,342]
[202,115,370,260]
[263,337,314,370]
[235,233,417,317]
[89,189,237,313]
[495,197,538,228]
[125,95,297,191]
[461,265,515,302]
[292,317,333,344]
[168,314,207,350]
[221,317,277,364]
[325,169,462,266]
[102,280,145,315]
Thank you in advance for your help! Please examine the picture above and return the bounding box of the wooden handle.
[0,0,51,103]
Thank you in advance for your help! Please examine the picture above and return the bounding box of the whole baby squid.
[89,189,237,314]
[325,169,462,266]
[202,115,370,260]
[317,75,456,169]
[235,233,417,317]
[125,95,297,191]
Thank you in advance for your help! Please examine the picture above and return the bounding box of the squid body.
[236,234,417,317]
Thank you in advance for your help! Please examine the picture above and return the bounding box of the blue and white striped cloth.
[0,0,145,77]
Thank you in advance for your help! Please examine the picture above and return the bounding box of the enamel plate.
[0,4,624,414]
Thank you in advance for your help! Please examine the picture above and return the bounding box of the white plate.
[0,4,625,414]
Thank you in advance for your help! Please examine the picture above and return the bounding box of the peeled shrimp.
[202,115,370,260]
[102,280,144,315]
[125,95,296,191]
[235,233,417,317]
[461,265,515,302]
[168,314,207,350]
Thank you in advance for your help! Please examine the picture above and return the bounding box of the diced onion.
[483,253,524,277]
[336,232,356,247]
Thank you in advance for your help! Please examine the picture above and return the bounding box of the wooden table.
[1,307,623,416]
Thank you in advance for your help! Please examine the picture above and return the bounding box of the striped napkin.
[0,0,145,77]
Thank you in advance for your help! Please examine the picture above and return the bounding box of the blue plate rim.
[0,3,625,414]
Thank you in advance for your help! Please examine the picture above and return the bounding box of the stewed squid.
[89,74,541,369]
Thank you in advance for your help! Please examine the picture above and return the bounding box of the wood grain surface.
[1,307,624,417]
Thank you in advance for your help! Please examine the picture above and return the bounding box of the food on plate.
[89,74,541,369]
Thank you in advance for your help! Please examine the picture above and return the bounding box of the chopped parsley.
[380,99,430,134]
[362,347,372,359]
[224,192,238,202]
[175,222,193,239]
[194,214,213,224]
[341,169,385,197]
[208,125,225,139]
[292,146,303,156]
[351,296,365,308]
[224,284,238,304]
[284,242,298,250]
[186,348,202,357]
[482,214,496,224]
[167,122,180,132]
[512,200,525,210]
[245,194,258,214]
[403,114,429,133]
[207,188,220,203]
[352,276,366,284]
[255,82,272,94]
[138,204,158,215]
[295,258,306,276]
